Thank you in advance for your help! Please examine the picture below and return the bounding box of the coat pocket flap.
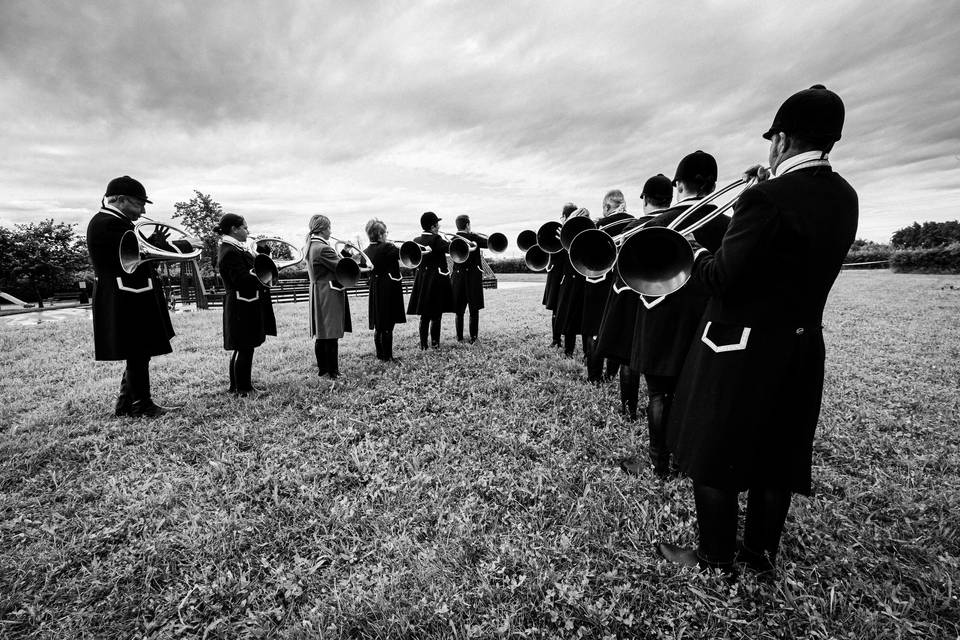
[236,290,260,302]
[640,294,664,309]
[701,321,751,353]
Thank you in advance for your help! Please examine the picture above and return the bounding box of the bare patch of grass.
[1,271,958,638]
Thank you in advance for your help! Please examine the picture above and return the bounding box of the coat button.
[796,328,805,335]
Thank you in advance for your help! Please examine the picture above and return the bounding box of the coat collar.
[774,150,831,177]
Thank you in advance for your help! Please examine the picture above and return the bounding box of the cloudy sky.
[2,0,958,251]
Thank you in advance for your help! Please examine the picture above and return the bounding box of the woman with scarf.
[306,214,352,379]
[215,213,277,397]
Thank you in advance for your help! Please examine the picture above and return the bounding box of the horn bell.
[536,221,563,254]
[569,229,617,278]
[399,241,426,268]
[560,216,595,251]
[524,245,550,272]
[449,236,471,263]
[253,253,280,287]
[517,229,537,252]
[119,227,202,274]
[334,258,361,288]
[486,232,508,254]
[617,227,694,297]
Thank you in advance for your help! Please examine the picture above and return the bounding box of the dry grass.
[1,272,958,639]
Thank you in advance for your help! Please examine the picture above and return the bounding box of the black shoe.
[114,395,132,417]
[431,342,440,349]
[237,387,267,398]
[656,542,700,568]
[419,343,428,351]
[736,540,776,574]
[130,400,178,418]
[469,337,477,344]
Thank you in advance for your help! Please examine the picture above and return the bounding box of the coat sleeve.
[692,187,779,296]
[219,248,261,296]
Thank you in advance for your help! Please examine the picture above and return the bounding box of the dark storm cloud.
[1,0,959,244]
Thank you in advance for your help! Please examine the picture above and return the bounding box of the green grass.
[1,272,958,639]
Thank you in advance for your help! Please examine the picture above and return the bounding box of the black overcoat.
[554,252,585,334]
[596,214,658,363]
[542,251,565,310]
[218,241,275,350]
[581,212,634,337]
[86,207,174,361]
[451,232,488,313]
[363,241,407,330]
[406,233,454,316]
[629,201,729,376]
[666,165,858,495]
[307,237,352,339]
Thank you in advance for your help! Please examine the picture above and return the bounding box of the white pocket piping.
[116,277,153,293]
[388,273,403,282]
[641,294,665,310]
[612,283,633,294]
[701,321,751,353]
[236,291,260,302]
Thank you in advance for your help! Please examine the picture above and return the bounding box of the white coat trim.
[388,273,403,281]
[116,277,153,293]
[329,282,346,291]
[236,291,260,302]
[439,268,450,276]
[585,275,606,283]
[612,283,633,294]
[701,321,751,353]
[640,294,664,309]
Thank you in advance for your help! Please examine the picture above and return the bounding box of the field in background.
[1,272,958,638]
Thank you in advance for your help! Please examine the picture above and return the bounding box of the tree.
[172,191,223,275]
[891,220,960,249]
[0,219,89,306]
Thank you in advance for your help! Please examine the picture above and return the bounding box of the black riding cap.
[673,151,717,186]
[420,211,441,230]
[105,175,152,203]
[763,84,845,143]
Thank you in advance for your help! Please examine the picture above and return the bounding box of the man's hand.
[742,164,770,183]
[683,232,703,252]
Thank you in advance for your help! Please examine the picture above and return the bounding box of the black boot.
[739,488,792,574]
[228,351,237,394]
[620,366,640,422]
[647,393,673,478]
[374,331,384,360]
[551,313,562,347]
[315,339,329,376]
[418,317,429,350]
[327,339,340,379]
[430,315,441,348]
[114,369,132,417]
[563,333,576,358]
[469,309,479,343]
[455,313,465,342]
[383,331,397,363]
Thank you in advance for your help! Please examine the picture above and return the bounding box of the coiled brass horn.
[252,238,305,287]
[119,220,202,274]
[399,240,431,268]
[617,177,752,296]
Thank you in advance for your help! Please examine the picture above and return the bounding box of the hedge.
[891,243,960,274]
[844,245,893,269]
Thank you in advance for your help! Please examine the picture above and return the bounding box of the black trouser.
[551,313,562,346]
[374,329,394,361]
[693,484,792,569]
[116,357,150,414]
[584,336,621,382]
[455,309,479,341]
[619,365,640,419]
[229,347,254,392]
[418,314,442,348]
[644,374,677,475]
[314,338,340,378]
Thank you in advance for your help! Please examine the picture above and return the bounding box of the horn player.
[542,203,578,349]
[86,175,182,418]
[406,211,454,350]
[451,214,487,344]
[656,85,858,578]
[214,213,277,397]
[621,151,729,479]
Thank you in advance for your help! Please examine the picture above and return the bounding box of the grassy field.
[1,272,958,639]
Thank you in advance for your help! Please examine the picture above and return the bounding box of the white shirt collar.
[774,150,831,177]
[99,204,130,221]
[676,196,702,205]
[221,235,249,252]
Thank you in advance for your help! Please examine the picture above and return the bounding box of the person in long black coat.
[406,211,454,349]
[86,176,183,418]
[622,151,730,479]
[215,213,276,397]
[363,218,406,361]
[582,190,634,382]
[543,203,578,348]
[554,207,591,358]
[596,174,673,419]
[657,85,858,577]
[451,214,489,343]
